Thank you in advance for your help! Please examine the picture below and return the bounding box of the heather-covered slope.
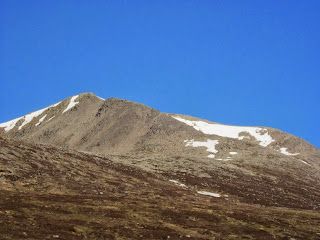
[1,136,320,240]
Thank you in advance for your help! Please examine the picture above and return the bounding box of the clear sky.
[0,1,319,147]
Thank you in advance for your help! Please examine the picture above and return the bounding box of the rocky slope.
[1,136,320,239]
[1,93,320,239]
[0,93,317,157]
[0,93,320,211]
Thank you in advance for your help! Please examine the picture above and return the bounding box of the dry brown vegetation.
[1,137,320,239]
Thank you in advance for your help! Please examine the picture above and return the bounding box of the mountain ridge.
[1,93,319,210]
[1,92,320,239]
[0,92,317,153]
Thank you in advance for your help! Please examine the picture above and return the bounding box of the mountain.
[1,93,320,239]
[0,93,317,156]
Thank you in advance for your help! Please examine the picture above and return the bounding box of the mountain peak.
[0,93,317,157]
[1,92,319,212]
[76,92,104,101]
[102,97,157,112]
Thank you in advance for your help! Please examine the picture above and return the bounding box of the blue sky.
[0,1,319,147]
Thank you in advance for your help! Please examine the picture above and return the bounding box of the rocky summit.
[0,93,320,239]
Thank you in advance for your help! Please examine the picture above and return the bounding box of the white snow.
[0,117,22,132]
[169,180,187,188]
[279,147,299,156]
[197,191,221,197]
[97,96,104,101]
[35,114,47,126]
[63,95,79,113]
[18,108,49,130]
[46,116,55,122]
[51,101,61,108]
[229,152,238,155]
[184,139,219,158]
[0,101,61,132]
[299,160,311,166]
[216,158,231,161]
[172,116,275,147]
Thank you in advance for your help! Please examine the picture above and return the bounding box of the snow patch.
[299,160,311,166]
[18,108,49,130]
[229,152,238,155]
[216,158,232,161]
[197,191,221,198]
[173,116,275,147]
[46,116,55,122]
[51,101,61,108]
[169,180,187,188]
[0,101,61,131]
[184,139,219,158]
[35,115,47,126]
[63,95,79,113]
[0,117,22,132]
[97,96,104,101]
[279,147,299,156]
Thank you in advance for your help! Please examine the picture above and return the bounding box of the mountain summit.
[0,93,317,155]
[1,93,320,210]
